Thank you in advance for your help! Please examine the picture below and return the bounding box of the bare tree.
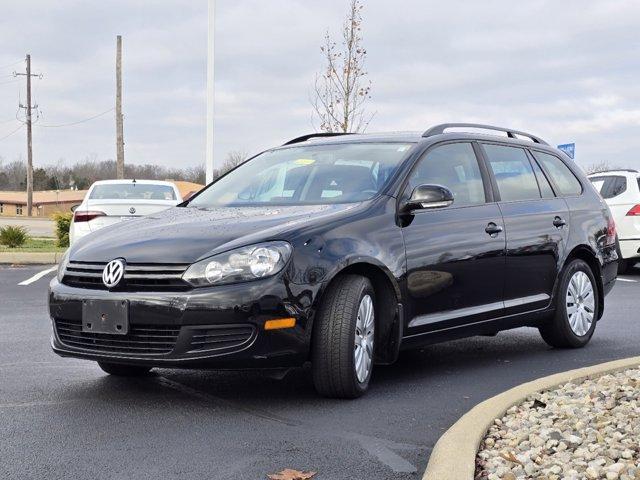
[584,160,623,175]
[311,0,373,133]
[221,150,249,174]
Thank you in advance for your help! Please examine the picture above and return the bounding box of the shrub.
[0,225,29,248]
[52,212,73,248]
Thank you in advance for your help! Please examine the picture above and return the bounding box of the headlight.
[57,249,70,282]
[182,241,292,287]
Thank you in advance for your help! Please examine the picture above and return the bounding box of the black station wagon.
[50,123,618,398]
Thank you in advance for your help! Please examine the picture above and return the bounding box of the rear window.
[532,151,583,196]
[90,184,177,200]
[589,175,627,199]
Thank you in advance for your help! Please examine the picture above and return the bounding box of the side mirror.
[403,184,454,211]
[70,204,79,212]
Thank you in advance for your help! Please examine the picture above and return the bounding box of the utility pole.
[115,35,125,179]
[205,0,215,183]
[15,54,40,217]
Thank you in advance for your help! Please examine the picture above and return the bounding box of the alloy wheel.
[354,294,374,383]
[566,271,595,336]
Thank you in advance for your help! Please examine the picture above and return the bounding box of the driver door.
[401,142,506,334]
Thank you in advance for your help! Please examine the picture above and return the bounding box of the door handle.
[485,222,503,236]
[553,216,566,228]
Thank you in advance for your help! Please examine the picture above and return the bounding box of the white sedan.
[588,169,640,273]
[70,179,183,245]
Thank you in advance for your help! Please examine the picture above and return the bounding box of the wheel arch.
[313,260,403,365]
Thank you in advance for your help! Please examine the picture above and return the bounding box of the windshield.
[189,142,414,207]
[90,184,177,201]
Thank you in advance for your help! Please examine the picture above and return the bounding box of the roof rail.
[422,123,548,145]
[282,132,354,146]
[588,169,639,174]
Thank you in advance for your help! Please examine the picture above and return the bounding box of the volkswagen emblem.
[102,259,125,288]
[129,207,136,214]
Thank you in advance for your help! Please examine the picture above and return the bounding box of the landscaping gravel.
[475,367,640,480]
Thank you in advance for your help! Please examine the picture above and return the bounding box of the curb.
[0,251,61,264]
[422,356,640,480]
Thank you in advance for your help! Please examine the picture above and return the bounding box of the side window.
[530,156,555,198]
[533,151,583,196]
[406,143,485,207]
[483,144,540,202]
[589,175,627,199]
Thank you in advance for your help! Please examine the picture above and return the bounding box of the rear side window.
[589,175,627,199]
[533,151,582,196]
[483,144,540,202]
[406,142,486,207]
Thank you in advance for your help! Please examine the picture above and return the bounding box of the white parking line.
[617,277,638,283]
[18,266,57,286]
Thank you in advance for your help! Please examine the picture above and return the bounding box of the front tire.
[98,362,152,377]
[539,259,598,348]
[311,275,375,399]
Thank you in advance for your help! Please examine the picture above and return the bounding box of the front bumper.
[49,275,319,369]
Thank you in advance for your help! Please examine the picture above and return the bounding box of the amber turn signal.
[264,318,296,330]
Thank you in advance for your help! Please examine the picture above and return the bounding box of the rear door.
[480,143,569,315]
[401,142,507,334]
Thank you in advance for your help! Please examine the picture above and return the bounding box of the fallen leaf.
[267,468,317,480]
[499,451,523,466]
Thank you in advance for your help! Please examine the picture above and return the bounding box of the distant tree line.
[0,150,250,191]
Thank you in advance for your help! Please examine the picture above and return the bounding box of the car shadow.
[93,328,557,405]
[622,262,640,277]
[63,318,628,409]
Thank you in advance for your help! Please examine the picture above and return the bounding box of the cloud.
[0,0,639,172]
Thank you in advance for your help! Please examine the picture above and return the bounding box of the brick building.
[0,190,87,217]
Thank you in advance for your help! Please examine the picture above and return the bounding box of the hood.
[70,203,360,263]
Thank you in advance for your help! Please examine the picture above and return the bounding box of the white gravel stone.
[475,367,640,480]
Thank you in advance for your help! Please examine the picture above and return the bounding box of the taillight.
[606,217,616,246]
[626,204,640,216]
[73,210,106,223]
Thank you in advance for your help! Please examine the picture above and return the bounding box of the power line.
[0,123,24,142]
[37,107,114,128]
[0,59,23,69]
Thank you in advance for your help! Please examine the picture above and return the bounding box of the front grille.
[188,325,255,353]
[54,318,180,356]
[63,261,190,291]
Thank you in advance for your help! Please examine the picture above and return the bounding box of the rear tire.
[311,275,375,399]
[616,240,629,274]
[618,260,629,275]
[539,259,598,348]
[98,362,152,377]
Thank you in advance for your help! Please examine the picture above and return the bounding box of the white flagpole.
[205,0,215,184]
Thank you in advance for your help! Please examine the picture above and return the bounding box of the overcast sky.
[1,0,639,173]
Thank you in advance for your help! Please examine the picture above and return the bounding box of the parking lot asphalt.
[1,264,639,480]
